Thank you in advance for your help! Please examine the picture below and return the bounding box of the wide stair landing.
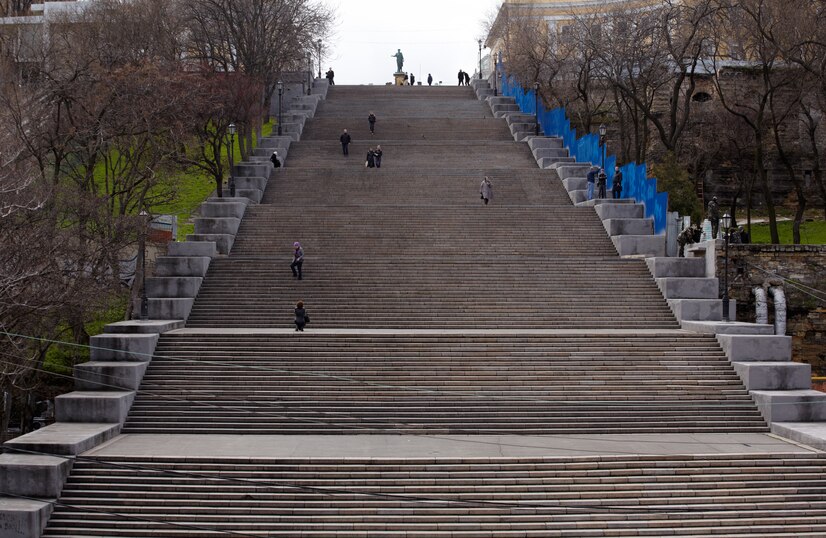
[121,333,766,434]
[45,453,826,537]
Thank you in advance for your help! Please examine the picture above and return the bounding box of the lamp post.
[227,122,236,197]
[534,81,540,136]
[494,52,500,97]
[139,210,149,321]
[316,39,322,80]
[721,212,731,322]
[306,53,312,95]
[277,81,284,137]
[478,39,483,80]
[598,123,607,171]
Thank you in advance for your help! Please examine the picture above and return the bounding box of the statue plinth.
[393,72,406,86]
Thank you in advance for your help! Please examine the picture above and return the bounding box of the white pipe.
[769,286,787,336]
[754,287,769,325]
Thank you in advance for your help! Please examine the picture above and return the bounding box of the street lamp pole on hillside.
[139,210,149,321]
[478,39,483,80]
[534,81,540,136]
[316,39,322,80]
[598,123,607,171]
[277,81,284,137]
[306,53,312,95]
[721,212,732,322]
[228,123,237,197]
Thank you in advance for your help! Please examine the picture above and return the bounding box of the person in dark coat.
[427,73,433,86]
[340,129,351,156]
[410,74,415,85]
[294,301,309,332]
[612,165,622,198]
[586,166,598,200]
[374,145,383,168]
[270,151,281,168]
[464,71,470,86]
[597,168,607,199]
[368,113,376,135]
[707,196,720,238]
[365,148,376,168]
[458,70,464,86]
[326,68,335,85]
[291,242,304,280]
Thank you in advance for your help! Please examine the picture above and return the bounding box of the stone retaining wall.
[718,244,826,374]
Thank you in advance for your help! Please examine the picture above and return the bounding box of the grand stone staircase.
[25,84,826,537]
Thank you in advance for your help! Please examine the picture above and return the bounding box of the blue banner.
[498,69,668,234]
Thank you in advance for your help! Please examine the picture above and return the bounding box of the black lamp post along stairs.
[721,212,731,322]
[227,123,236,197]
[534,82,540,136]
[277,81,284,137]
[478,39,483,80]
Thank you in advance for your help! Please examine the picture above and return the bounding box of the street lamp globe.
[721,212,731,231]
[228,123,237,136]
[599,123,607,137]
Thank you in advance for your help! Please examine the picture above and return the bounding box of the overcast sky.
[320,0,501,86]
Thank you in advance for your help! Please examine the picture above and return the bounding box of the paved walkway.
[84,433,816,459]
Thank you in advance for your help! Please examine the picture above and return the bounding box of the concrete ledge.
[234,176,268,192]
[751,390,826,422]
[0,498,52,538]
[646,257,706,278]
[146,276,203,299]
[567,189,587,205]
[668,298,735,322]
[772,422,826,451]
[193,217,241,236]
[556,164,593,181]
[656,277,719,299]
[717,334,793,362]
[103,320,183,335]
[562,177,587,192]
[154,256,211,278]
[166,241,217,258]
[148,298,195,320]
[487,96,515,106]
[576,198,635,207]
[208,196,252,206]
[233,162,271,178]
[604,218,654,237]
[222,188,263,204]
[0,454,71,498]
[199,202,247,220]
[89,333,158,362]
[612,235,665,258]
[533,148,569,160]
[681,320,774,335]
[75,361,149,391]
[4,423,121,456]
[733,361,811,390]
[186,234,234,255]
[55,391,135,423]
[528,137,564,151]
[595,203,645,220]
[539,157,575,168]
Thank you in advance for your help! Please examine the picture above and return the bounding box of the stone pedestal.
[393,72,406,86]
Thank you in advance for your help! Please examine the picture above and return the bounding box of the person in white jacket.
[480,176,493,205]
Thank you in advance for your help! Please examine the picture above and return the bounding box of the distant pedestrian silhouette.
[458,70,464,86]
[340,129,351,155]
[427,73,433,86]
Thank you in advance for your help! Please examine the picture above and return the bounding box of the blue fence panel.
[499,70,669,234]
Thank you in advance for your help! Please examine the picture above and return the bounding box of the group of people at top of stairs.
[338,114,384,168]
[457,70,471,86]
[586,165,623,201]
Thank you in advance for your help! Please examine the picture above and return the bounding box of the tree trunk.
[754,137,779,243]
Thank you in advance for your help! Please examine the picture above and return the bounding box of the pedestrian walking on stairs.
[291,242,304,280]
[294,301,309,332]
[368,112,376,135]
[340,129,351,156]
[374,145,383,168]
[480,176,493,205]
[366,148,376,168]
[597,168,607,199]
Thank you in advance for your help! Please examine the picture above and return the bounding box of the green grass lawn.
[749,220,826,245]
